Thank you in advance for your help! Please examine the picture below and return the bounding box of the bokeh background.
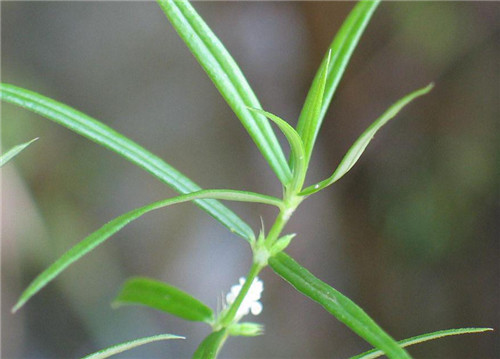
[2,2,499,358]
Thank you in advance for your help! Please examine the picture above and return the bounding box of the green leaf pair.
[249,81,433,198]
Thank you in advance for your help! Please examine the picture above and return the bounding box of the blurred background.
[2,2,499,358]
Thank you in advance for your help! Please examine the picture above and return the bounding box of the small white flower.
[225,276,264,319]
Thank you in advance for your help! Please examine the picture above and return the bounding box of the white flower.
[225,277,263,319]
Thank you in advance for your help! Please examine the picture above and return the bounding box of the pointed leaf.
[0,83,254,240]
[296,0,380,164]
[248,108,306,192]
[80,333,183,359]
[157,0,291,185]
[296,50,331,167]
[113,277,214,323]
[301,84,434,196]
[192,329,228,359]
[351,328,493,359]
[12,189,282,312]
[269,252,411,359]
[0,137,38,167]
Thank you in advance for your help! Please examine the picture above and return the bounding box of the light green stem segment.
[265,207,293,247]
[218,262,263,328]
[214,194,299,330]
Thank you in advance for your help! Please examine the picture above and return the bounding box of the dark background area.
[2,2,499,358]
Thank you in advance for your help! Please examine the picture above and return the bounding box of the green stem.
[211,193,303,357]
[265,210,289,247]
[219,194,301,329]
[219,262,263,328]
[265,193,302,247]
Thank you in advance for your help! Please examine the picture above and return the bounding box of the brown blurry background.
[2,2,499,358]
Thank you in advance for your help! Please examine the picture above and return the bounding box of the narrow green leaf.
[157,0,292,185]
[301,84,434,196]
[247,108,306,192]
[113,277,214,323]
[296,50,331,167]
[80,333,184,359]
[269,252,411,359]
[351,328,493,359]
[0,83,254,240]
[296,0,380,165]
[192,329,228,359]
[12,189,282,313]
[0,137,38,167]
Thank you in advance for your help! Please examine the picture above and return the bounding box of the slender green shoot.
[0,137,38,167]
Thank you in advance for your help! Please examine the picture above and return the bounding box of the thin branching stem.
[218,262,263,328]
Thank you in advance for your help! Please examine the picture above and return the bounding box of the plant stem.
[219,261,263,328]
[209,193,302,357]
[265,209,288,247]
[265,193,302,247]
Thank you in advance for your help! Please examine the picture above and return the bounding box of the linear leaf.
[157,0,292,185]
[0,137,38,167]
[296,50,331,167]
[248,108,306,192]
[351,328,493,359]
[113,277,214,323]
[12,189,282,313]
[0,83,254,240]
[80,333,184,359]
[296,0,380,165]
[269,252,411,359]
[192,329,228,359]
[301,84,433,196]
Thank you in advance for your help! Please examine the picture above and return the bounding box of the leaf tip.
[11,300,23,314]
[424,82,435,93]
